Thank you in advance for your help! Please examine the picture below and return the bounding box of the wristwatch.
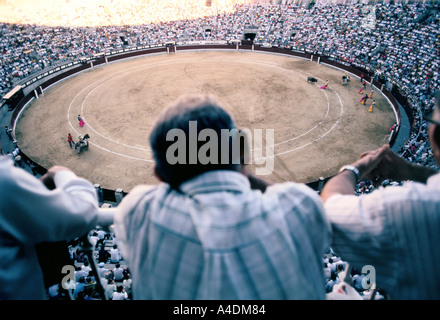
[338,165,360,184]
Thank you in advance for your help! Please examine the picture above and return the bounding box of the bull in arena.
[75,134,90,154]
[342,71,351,85]
[307,77,318,83]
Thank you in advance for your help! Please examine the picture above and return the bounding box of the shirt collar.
[179,170,250,197]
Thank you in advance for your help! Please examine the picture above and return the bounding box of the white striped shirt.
[114,170,331,300]
[324,172,440,300]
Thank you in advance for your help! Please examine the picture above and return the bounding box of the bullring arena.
[14,49,396,192]
[4,0,439,302]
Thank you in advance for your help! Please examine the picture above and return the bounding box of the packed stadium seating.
[1,1,439,300]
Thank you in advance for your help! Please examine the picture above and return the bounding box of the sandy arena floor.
[15,50,396,192]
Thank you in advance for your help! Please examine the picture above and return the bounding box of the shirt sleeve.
[1,158,99,244]
[323,190,396,271]
[114,184,157,263]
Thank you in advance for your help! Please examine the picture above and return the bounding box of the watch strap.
[339,165,360,184]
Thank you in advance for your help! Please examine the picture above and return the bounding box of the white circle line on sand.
[254,77,344,160]
[80,78,151,152]
[66,71,154,162]
[69,53,344,162]
[88,141,155,162]
[72,56,247,155]
[251,73,331,151]
[69,57,211,153]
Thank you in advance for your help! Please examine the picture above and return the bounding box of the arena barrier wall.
[7,43,408,201]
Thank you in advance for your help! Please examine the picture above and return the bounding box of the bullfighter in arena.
[67,133,74,149]
[78,115,85,127]
[360,94,369,105]
[368,100,375,112]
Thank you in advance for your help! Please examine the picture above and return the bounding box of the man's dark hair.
[150,94,243,189]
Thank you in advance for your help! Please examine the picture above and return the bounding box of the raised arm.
[371,146,439,184]
[321,144,439,203]
[1,160,99,244]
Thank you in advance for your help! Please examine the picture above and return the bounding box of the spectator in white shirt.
[0,158,98,300]
[320,91,440,299]
[112,286,128,300]
[113,263,125,282]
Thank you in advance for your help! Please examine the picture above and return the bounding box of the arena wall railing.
[7,42,406,201]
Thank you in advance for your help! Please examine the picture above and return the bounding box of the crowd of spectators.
[323,248,386,300]
[0,0,246,27]
[55,227,132,300]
